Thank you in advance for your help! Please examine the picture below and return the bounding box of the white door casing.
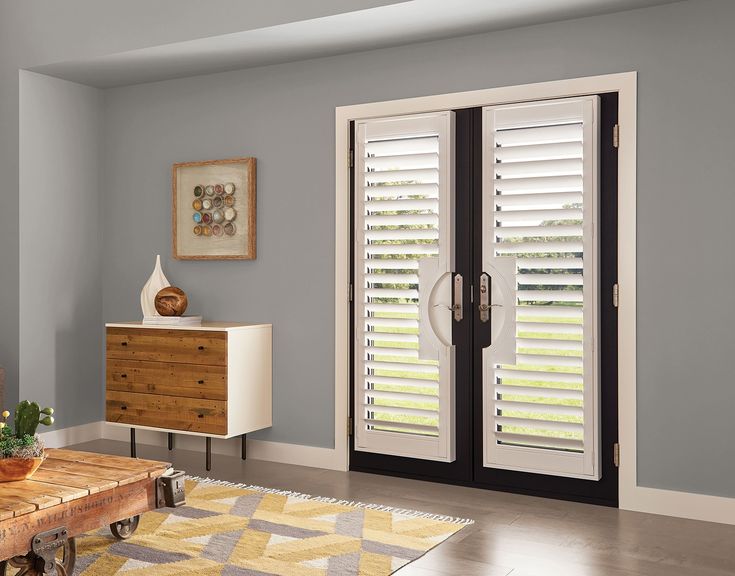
[338,72,650,518]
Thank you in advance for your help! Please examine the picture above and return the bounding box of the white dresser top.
[106,321,271,332]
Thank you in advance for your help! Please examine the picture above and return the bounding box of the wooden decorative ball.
[154,286,188,316]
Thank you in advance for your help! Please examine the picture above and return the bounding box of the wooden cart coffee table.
[0,448,178,575]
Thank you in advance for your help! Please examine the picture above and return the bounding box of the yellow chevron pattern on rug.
[70,478,473,575]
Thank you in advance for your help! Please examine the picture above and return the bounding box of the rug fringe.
[187,475,474,525]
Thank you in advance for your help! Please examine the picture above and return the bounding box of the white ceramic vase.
[140,255,170,317]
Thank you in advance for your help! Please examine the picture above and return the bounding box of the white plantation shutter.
[354,112,456,462]
[482,97,600,479]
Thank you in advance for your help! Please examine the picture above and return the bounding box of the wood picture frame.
[172,157,256,260]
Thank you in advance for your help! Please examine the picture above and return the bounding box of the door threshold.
[350,465,619,508]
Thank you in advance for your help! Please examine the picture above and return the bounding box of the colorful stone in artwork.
[193,183,239,240]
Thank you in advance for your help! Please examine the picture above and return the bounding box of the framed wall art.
[172,157,256,260]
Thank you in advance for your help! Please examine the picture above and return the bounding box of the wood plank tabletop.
[0,449,170,520]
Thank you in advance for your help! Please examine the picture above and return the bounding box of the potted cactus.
[0,401,55,481]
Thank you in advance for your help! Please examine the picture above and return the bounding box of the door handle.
[433,273,463,321]
[452,274,463,322]
[479,272,503,323]
[480,258,517,364]
[479,273,490,322]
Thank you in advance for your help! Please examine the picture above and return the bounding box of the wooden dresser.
[105,322,271,468]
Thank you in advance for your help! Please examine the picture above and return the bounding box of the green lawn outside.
[363,313,585,444]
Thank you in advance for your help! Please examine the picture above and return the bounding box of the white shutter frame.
[354,112,456,462]
[482,97,600,480]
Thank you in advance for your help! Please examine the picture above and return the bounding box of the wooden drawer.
[107,359,227,401]
[106,390,226,435]
[106,328,227,366]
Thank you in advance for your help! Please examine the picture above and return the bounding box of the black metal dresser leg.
[130,428,136,458]
[168,433,174,451]
[242,434,247,460]
[206,437,212,471]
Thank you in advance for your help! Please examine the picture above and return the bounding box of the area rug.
[71,477,473,575]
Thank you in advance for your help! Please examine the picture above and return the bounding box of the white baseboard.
[39,420,344,471]
[621,485,735,526]
[99,423,344,471]
[245,438,343,470]
[39,421,103,448]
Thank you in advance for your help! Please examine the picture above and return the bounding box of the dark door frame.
[349,93,619,507]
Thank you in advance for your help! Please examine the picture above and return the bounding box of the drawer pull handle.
[121,406,127,410]
[198,414,204,418]
[121,342,128,347]
[120,374,128,379]
[197,345,205,351]
[198,380,205,384]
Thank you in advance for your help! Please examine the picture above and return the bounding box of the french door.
[350,93,618,505]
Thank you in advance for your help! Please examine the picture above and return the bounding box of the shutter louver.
[354,113,455,462]
[483,98,600,479]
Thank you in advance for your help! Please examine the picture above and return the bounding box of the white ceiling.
[32,0,682,88]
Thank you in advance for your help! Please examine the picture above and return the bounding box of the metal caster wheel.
[0,537,75,575]
[110,515,140,540]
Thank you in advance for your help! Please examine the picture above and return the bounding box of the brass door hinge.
[348,417,354,436]
[349,149,354,168]
[612,283,619,308]
[349,283,353,302]
[613,124,619,149]
[613,442,620,468]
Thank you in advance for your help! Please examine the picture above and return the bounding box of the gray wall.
[0,0,387,429]
[102,0,735,496]
[18,71,103,428]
